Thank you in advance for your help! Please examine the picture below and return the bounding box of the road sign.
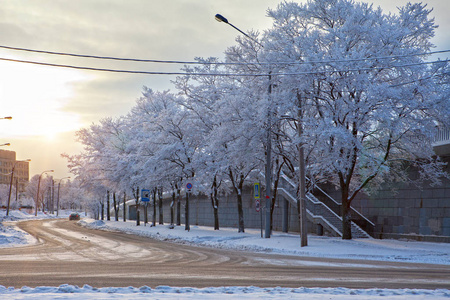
[186,182,193,192]
[141,189,150,202]
[254,183,260,199]
[255,199,260,212]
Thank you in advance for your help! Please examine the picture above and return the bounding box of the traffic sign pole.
[254,183,263,238]
[141,189,150,226]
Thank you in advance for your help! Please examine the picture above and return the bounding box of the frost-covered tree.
[0,184,14,207]
[63,0,449,241]
[175,57,266,233]
[128,88,201,226]
[263,0,450,239]
[25,174,53,214]
[64,115,136,220]
[59,179,85,211]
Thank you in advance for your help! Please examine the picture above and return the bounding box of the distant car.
[69,213,81,221]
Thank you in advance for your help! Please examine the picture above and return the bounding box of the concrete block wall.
[124,158,450,242]
[126,186,304,234]
[323,159,450,242]
[359,183,450,242]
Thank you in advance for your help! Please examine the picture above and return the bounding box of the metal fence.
[433,127,450,144]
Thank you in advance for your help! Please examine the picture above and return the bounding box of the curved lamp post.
[56,176,71,216]
[6,159,31,216]
[215,14,263,47]
[35,169,54,216]
[215,13,273,239]
[214,13,307,246]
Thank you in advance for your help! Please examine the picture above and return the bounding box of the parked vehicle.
[69,212,81,221]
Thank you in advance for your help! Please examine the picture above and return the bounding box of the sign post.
[141,189,150,226]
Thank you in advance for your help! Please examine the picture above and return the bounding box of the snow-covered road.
[0,211,449,299]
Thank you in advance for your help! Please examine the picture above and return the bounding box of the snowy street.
[2,0,450,298]
[0,211,449,299]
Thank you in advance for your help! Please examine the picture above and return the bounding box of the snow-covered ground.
[81,218,450,266]
[0,210,449,299]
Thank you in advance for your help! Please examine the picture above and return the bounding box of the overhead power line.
[0,56,448,77]
[0,44,449,66]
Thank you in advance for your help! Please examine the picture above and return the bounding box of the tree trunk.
[176,187,181,226]
[152,188,157,226]
[211,175,219,230]
[113,192,119,221]
[237,174,245,233]
[158,188,164,225]
[135,187,140,226]
[171,190,175,225]
[144,204,148,225]
[236,190,245,233]
[185,191,190,231]
[101,202,104,220]
[228,169,245,233]
[136,208,140,226]
[341,185,352,240]
[270,158,283,231]
[106,191,110,221]
[123,192,126,222]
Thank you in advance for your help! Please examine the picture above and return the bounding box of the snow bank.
[0,285,449,300]
[0,210,73,248]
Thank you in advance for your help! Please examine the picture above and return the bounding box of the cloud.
[0,0,448,178]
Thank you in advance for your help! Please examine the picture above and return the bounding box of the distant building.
[0,149,29,192]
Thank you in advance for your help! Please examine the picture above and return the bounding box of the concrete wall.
[322,157,450,243]
[125,186,309,235]
[354,181,450,242]
[120,158,450,242]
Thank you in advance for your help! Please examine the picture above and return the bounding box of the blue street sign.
[141,189,150,202]
[254,183,260,199]
[186,182,193,191]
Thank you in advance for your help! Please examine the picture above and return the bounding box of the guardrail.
[433,127,450,145]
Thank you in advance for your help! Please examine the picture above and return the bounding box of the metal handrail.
[433,127,450,144]
[305,177,340,205]
[281,171,375,230]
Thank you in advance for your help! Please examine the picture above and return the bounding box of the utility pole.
[297,93,308,247]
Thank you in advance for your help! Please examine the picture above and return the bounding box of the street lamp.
[56,177,71,216]
[0,116,12,120]
[215,14,264,47]
[6,159,31,216]
[215,13,307,245]
[215,13,273,238]
[35,169,54,216]
[0,143,10,147]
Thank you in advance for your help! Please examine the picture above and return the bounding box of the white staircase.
[278,174,371,238]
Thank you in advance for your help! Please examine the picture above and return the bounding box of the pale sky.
[0,0,449,180]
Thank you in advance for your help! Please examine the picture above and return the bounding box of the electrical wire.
[0,44,448,66]
[0,56,448,77]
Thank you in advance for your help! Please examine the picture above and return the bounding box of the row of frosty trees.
[64,0,450,239]
[0,178,84,214]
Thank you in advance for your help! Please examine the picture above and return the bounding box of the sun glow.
[0,57,87,139]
